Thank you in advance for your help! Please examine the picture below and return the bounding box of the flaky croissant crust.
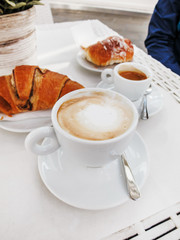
[0,65,84,116]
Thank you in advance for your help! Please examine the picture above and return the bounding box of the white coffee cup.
[101,62,153,101]
[25,88,138,167]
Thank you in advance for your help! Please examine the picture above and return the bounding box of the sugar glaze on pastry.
[81,36,134,66]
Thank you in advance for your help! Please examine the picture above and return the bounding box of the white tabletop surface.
[0,20,180,240]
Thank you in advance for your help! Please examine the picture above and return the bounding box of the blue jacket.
[145,0,180,75]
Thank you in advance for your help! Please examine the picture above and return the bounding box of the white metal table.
[0,20,180,240]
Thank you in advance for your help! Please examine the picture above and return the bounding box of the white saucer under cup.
[38,132,149,210]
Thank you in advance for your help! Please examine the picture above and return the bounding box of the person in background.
[145,0,180,75]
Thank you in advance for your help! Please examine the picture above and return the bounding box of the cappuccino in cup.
[25,88,138,167]
[57,92,133,141]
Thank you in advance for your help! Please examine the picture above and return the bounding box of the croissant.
[0,65,84,116]
[81,36,134,66]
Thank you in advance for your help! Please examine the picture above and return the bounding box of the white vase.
[0,6,37,76]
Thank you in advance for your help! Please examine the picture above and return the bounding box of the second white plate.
[76,50,116,73]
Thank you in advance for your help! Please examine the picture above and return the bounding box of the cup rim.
[51,88,139,145]
[114,62,153,82]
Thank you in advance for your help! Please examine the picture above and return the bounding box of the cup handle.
[25,126,60,155]
[101,69,114,84]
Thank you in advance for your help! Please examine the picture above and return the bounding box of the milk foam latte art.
[57,92,133,141]
[25,88,138,167]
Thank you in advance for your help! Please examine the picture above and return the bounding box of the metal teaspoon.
[121,153,141,200]
[140,84,152,120]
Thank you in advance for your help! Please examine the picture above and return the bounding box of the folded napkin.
[71,19,120,48]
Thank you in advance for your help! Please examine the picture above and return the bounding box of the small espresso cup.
[101,62,153,101]
[25,88,138,168]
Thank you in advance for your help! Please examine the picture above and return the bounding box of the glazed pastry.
[0,65,84,116]
[81,36,134,66]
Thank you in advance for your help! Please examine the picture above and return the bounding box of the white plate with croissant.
[77,36,134,73]
[0,65,84,132]
[0,115,52,133]
[76,50,115,73]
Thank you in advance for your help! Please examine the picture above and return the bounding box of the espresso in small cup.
[57,92,133,141]
[118,70,147,81]
[101,62,153,101]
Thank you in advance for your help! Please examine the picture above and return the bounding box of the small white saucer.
[96,81,163,118]
[76,50,116,73]
[38,132,149,210]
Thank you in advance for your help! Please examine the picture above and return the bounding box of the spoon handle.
[121,154,140,200]
[141,94,149,120]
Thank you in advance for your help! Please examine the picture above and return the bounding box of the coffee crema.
[118,70,147,81]
[57,92,133,141]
